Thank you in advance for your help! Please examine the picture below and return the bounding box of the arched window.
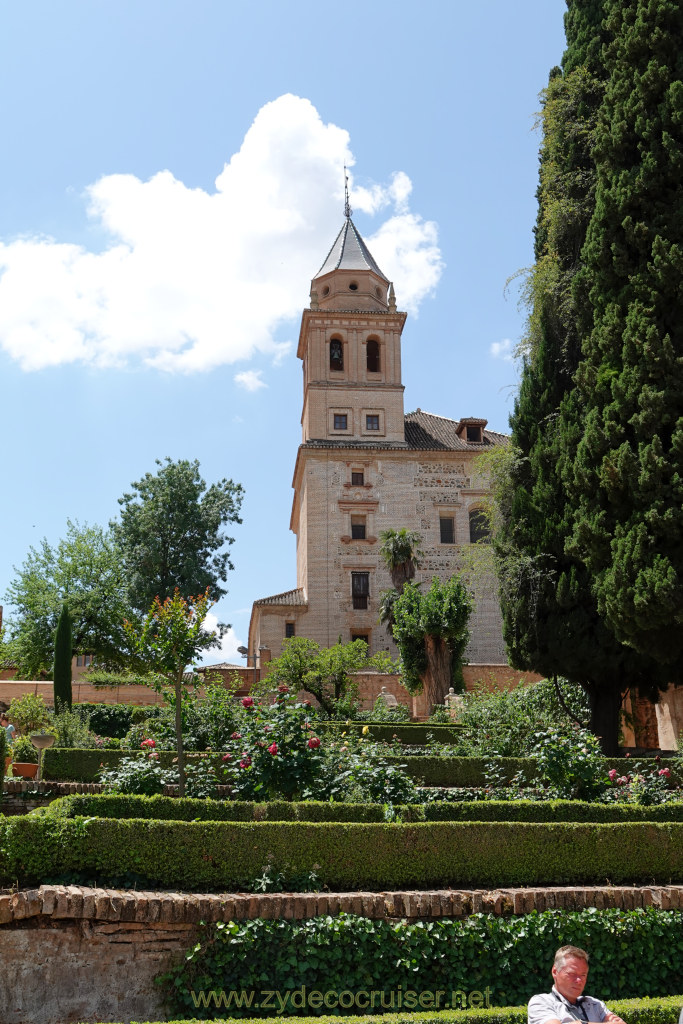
[366,338,380,373]
[330,337,343,372]
[469,509,491,544]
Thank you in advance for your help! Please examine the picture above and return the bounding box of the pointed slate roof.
[314,218,388,282]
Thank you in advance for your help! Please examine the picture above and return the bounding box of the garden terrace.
[3,815,683,890]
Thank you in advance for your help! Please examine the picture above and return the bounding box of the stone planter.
[11,763,38,780]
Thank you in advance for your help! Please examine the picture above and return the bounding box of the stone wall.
[2,883,682,1024]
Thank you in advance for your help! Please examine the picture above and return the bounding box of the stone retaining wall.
[2,883,681,1024]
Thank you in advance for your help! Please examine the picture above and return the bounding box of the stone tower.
[248,214,508,664]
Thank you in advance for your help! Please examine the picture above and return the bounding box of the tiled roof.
[314,218,388,281]
[404,409,508,451]
[253,588,308,607]
[302,439,409,451]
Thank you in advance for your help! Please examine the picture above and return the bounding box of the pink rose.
[307,737,321,750]
[278,685,289,694]
[608,769,618,781]
[222,753,232,761]
[268,742,278,755]
[242,697,254,708]
[231,732,242,740]
[239,756,251,769]
[658,767,671,778]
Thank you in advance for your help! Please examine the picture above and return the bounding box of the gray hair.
[554,946,589,971]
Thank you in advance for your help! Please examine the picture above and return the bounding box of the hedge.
[321,721,464,744]
[44,748,682,786]
[45,793,683,824]
[161,910,683,1018]
[3,817,683,889]
[80,1003,683,1024]
[73,1003,683,1024]
[73,702,165,738]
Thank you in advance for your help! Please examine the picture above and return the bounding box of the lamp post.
[237,645,268,688]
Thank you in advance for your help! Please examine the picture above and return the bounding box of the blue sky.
[0,0,567,664]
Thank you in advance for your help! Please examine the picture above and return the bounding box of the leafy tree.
[112,458,244,614]
[378,528,422,634]
[5,520,131,677]
[391,576,471,710]
[123,588,219,796]
[260,637,394,719]
[53,602,72,711]
[564,0,683,676]
[494,0,669,754]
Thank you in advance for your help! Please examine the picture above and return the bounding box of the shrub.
[449,678,591,756]
[44,793,683,825]
[532,726,609,800]
[2,817,683,890]
[8,693,50,735]
[74,703,135,738]
[50,708,96,749]
[161,909,683,1018]
[10,735,39,764]
[98,752,172,795]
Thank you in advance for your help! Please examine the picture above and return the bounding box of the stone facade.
[249,217,508,667]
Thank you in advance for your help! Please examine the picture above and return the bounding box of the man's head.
[0,715,7,725]
[552,946,590,1003]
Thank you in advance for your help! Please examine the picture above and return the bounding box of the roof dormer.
[455,417,488,444]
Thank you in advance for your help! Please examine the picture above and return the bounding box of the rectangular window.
[76,655,83,667]
[351,515,366,540]
[351,572,369,609]
[351,471,364,486]
[285,622,295,639]
[366,414,380,431]
[440,516,455,544]
[334,414,348,430]
[351,632,369,646]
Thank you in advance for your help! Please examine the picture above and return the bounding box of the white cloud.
[200,614,243,666]
[234,369,267,392]
[0,95,443,373]
[490,338,514,362]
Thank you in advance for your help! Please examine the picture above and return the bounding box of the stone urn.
[30,732,55,781]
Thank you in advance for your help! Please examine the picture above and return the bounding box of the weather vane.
[344,165,352,219]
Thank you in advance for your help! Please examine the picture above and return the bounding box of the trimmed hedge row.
[163,910,683,1018]
[42,747,683,786]
[45,793,683,823]
[3,817,683,889]
[321,721,464,743]
[80,1003,683,1024]
[77,1005,683,1024]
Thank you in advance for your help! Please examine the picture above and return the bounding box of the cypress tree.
[566,0,683,672]
[496,0,669,753]
[53,602,73,711]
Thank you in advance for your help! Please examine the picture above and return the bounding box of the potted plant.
[10,736,40,779]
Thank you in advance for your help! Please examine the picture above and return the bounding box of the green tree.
[5,520,131,678]
[123,588,219,796]
[494,0,669,754]
[564,0,683,675]
[112,458,244,614]
[53,602,72,711]
[260,637,394,719]
[378,528,422,634]
[392,575,471,710]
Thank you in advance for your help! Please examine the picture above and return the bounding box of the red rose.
[239,756,252,768]
[278,685,289,694]
[242,697,254,708]
[268,742,278,755]
[231,732,242,740]
[307,737,321,750]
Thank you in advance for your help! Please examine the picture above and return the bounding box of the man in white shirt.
[528,946,627,1024]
